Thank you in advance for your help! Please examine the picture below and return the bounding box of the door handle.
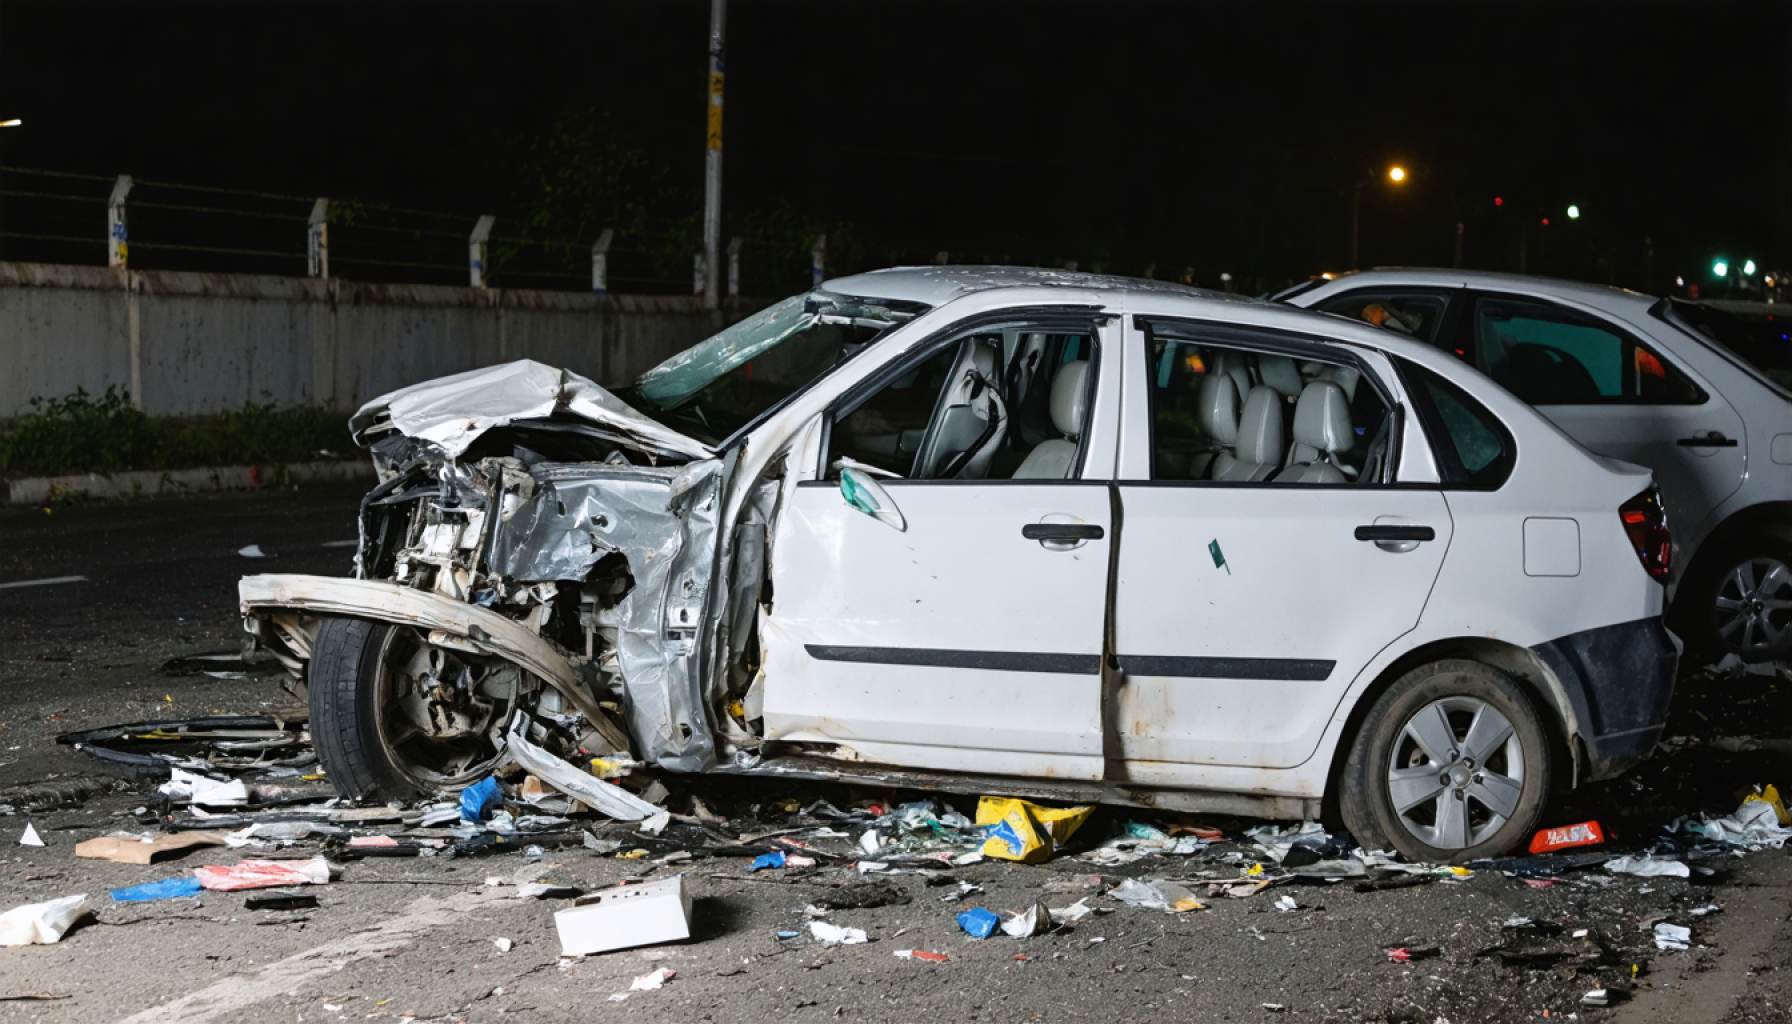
[1022,523,1105,542]
[1676,432,1738,448]
[1354,525,1435,542]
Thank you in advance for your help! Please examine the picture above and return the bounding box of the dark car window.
[1470,295,1703,406]
[1313,290,1450,344]
[1399,359,1516,489]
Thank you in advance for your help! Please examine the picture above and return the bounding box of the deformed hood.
[350,359,714,462]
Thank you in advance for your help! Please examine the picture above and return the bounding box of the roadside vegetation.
[0,388,352,478]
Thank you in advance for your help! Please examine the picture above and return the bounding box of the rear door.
[1459,291,1746,538]
[1111,317,1452,771]
[762,312,1121,781]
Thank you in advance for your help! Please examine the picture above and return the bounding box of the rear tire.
[1339,659,1553,864]
[1674,528,1792,665]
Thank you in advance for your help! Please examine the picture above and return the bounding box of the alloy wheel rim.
[1386,696,1525,851]
[1714,557,1792,655]
[373,626,508,789]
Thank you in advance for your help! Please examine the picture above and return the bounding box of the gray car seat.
[1275,381,1353,484]
[1012,361,1089,479]
[914,341,1008,479]
[1211,385,1284,482]
[1187,372,1239,479]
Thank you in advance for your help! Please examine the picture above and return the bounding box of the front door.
[762,313,1119,780]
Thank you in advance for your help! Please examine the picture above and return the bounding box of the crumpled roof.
[350,359,714,461]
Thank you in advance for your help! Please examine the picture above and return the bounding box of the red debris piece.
[1528,821,1605,855]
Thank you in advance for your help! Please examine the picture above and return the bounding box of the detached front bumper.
[1531,616,1679,783]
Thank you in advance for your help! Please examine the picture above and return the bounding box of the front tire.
[1339,659,1553,863]
[309,617,512,802]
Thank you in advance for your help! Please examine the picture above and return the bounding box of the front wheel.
[309,617,519,801]
[1339,659,1553,863]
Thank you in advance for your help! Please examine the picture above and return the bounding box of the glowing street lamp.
[1742,259,1758,276]
[1566,204,1581,220]
[1713,259,1730,278]
[1386,164,1408,185]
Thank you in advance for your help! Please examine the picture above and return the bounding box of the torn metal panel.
[349,359,713,462]
[237,574,630,755]
[504,715,665,823]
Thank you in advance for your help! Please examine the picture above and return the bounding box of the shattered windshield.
[621,291,928,443]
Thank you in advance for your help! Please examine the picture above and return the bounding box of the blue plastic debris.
[775,929,800,940]
[749,851,787,873]
[460,776,503,823]
[112,875,203,903]
[956,907,1000,940]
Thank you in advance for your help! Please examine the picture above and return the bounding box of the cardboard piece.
[554,874,692,957]
[76,831,231,865]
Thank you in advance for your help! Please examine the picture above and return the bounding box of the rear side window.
[1400,360,1516,489]
[1471,296,1703,405]
[1313,291,1450,344]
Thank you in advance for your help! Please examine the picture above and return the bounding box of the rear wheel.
[1340,659,1553,863]
[309,617,518,801]
[1677,530,1792,664]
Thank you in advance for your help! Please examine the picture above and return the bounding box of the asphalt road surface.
[1,485,1789,1024]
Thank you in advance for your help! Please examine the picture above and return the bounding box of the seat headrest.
[1197,373,1240,445]
[1235,386,1285,464]
[1212,351,1253,402]
[1292,380,1353,454]
[1050,361,1091,439]
[1258,355,1304,399]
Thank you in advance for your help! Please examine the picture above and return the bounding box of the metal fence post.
[727,236,742,299]
[307,198,330,279]
[468,214,495,288]
[590,228,614,295]
[692,252,706,296]
[810,233,826,288]
[107,175,133,268]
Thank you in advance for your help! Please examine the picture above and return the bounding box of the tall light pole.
[0,118,21,263]
[701,0,726,309]
[1350,164,1408,269]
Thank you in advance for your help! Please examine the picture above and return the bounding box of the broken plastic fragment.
[1606,854,1691,879]
[1654,923,1691,951]
[895,949,950,963]
[808,920,868,946]
[956,907,1000,940]
[0,894,89,946]
[19,822,44,847]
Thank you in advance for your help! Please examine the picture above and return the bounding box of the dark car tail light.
[1620,487,1672,582]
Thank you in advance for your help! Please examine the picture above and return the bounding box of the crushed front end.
[238,360,730,800]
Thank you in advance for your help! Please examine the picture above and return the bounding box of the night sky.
[0,0,1786,292]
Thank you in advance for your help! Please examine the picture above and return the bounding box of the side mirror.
[839,467,906,532]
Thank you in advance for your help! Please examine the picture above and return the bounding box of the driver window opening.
[1147,336,1396,485]
[826,329,1099,481]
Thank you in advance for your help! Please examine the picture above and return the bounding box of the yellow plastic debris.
[617,848,649,860]
[1447,866,1473,878]
[1245,862,1265,877]
[1743,784,1791,826]
[975,796,1094,864]
[588,758,625,779]
[727,699,747,722]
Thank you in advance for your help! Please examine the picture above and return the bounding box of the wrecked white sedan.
[240,266,1677,861]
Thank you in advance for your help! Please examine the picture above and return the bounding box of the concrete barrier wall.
[0,262,750,417]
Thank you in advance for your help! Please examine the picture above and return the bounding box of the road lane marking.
[0,574,88,591]
[114,888,493,1024]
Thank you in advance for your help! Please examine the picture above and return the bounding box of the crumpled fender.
[238,573,630,753]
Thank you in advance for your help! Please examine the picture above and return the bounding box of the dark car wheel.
[309,616,511,802]
[1676,530,1792,664]
[1340,659,1553,864]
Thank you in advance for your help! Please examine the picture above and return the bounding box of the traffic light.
[1712,259,1730,278]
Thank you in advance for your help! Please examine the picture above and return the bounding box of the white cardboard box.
[554,874,693,957]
